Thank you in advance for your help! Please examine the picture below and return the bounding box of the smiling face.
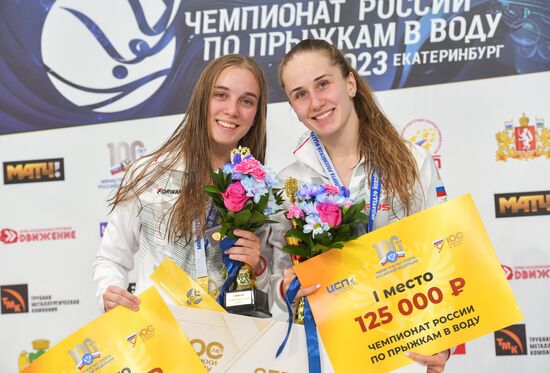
[208,66,261,155]
[281,51,358,140]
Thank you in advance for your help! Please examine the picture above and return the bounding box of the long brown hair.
[112,54,267,242]
[279,39,419,215]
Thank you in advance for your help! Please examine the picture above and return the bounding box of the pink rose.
[221,181,250,212]
[250,167,267,181]
[316,203,342,227]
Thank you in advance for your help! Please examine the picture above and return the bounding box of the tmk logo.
[41,0,180,113]
[495,324,528,356]
[326,276,358,295]
[1,284,29,314]
[373,236,405,266]
[0,228,18,244]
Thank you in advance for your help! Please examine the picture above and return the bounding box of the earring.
[351,91,356,98]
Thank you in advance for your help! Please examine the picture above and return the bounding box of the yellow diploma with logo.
[294,194,523,372]
[22,287,206,373]
[150,257,226,313]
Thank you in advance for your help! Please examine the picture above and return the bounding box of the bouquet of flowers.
[282,178,369,259]
[276,178,370,362]
[204,146,284,239]
[203,146,283,316]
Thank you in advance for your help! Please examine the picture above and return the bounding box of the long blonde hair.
[112,54,268,242]
[279,39,418,215]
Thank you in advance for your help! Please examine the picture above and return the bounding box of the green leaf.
[257,193,269,213]
[283,244,310,257]
[234,209,252,228]
[250,210,266,226]
[332,224,351,242]
[312,243,330,255]
[221,222,230,237]
[203,185,221,194]
[286,228,309,241]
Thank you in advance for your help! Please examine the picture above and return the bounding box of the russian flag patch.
[436,186,447,197]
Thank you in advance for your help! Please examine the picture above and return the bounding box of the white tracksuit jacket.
[93,157,270,312]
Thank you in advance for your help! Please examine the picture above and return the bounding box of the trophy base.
[223,288,272,318]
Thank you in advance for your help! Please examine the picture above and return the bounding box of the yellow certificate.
[150,257,226,313]
[294,194,523,372]
[22,287,206,373]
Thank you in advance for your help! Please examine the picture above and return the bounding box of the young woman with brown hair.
[270,39,450,372]
[93,54,270,313]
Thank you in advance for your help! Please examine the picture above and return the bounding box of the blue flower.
[316,192,347,206]
[297,183,325,201]
[302,215,329,238]
[223,163,235,175]
[262,169,280,188]
[240,175,268,203]
[340,186,350,198]
[263,192,281,215]
[299,201,319,216]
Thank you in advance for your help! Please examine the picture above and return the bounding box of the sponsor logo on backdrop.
[494,190,550,218]
[502,264,550,280]
[1,283,79,314]
[3,158,64,185]
[452,343,466,355]
[401,119,443,169]
[191,339,224,370]
[68,338,113,370]
[98,140,147,189]
[0,228,18,244]
[1,284,29,314]
[495,324,528,356]
[42,0,178,113]
[529,335,550,356]
[0,227,76,245]
[19,339,50,371]
[30,293,80,313]
[496,114,549,161]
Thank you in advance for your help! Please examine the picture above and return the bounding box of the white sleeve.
[92,198,141,312]
[264,211,293,321]
[412,145,447,212]
[254,225,272,293]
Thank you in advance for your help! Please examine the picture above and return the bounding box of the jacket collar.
[292,132,327,177]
